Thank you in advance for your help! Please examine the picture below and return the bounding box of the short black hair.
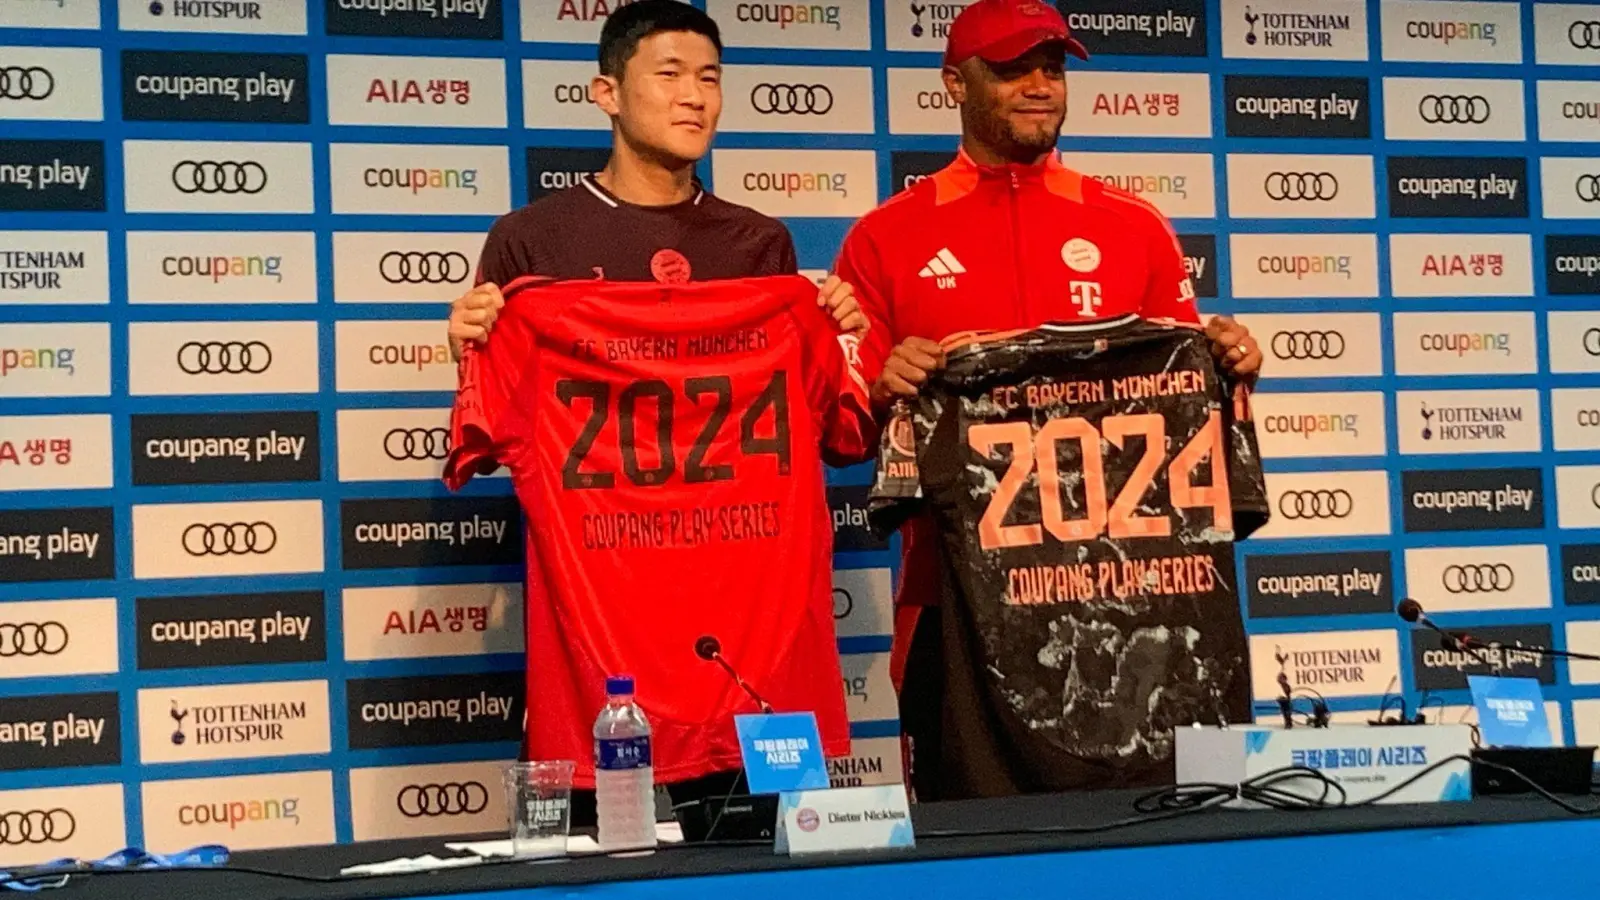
[598,0,722,79]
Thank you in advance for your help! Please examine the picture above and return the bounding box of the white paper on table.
[444,822,684,859]
[339,854,486,876]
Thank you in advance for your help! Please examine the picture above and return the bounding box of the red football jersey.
[445,275,866,787]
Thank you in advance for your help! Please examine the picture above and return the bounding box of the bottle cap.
[606,675,635,696]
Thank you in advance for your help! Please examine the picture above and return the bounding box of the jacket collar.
[931,146,1084,206]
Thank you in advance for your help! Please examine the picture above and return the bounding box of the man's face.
[946,42,1067,159]
[594,30,723,166]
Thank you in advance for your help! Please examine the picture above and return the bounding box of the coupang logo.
[1404,18,1498,47]
[327,0,502,40]
[1257,251,1352,281]
[1559,97,1600,123]
[1262,411,1360,443]
[1391,166,1520,208]
[0,157,95,195]
[364,165,478,197]
[735,3,842,30]
[1089,171,1188,202]
[1416,329,1510,359]
[0,345,76,380]
[742,168,849,199]
[178,796,300,831]
[162,253,281,284]
[368,341,452,372]
[334,0,494,20]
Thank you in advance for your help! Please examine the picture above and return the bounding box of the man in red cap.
[835,0,1264,798]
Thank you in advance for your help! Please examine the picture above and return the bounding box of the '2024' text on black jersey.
[871,315,1269,798]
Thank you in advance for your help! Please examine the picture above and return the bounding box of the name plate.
[774,784,915,856]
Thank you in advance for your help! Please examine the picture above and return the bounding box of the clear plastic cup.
[505,760,574,859]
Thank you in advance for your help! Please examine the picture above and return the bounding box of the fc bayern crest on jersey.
[1062,238,1102,273]
[651,248,692,284]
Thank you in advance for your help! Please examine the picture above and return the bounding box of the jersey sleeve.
[1134,203,1202,325]
[794,295,876,466]
[1224,379,1271,540]
[866,401,925,536]
[833,219,896,421]
[443,304,536,490]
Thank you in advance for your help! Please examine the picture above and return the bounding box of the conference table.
[49,789,1600,900]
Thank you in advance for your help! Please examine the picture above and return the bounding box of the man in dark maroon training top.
[443,0,862,827]
[446,1,861,360]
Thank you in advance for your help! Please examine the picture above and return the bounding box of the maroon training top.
[475,174,799,286]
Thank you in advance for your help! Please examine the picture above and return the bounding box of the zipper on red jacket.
[1008,170,1025,323]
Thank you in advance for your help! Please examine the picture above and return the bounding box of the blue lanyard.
[0,845,229,892]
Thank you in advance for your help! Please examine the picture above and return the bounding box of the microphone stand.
[1451,633,1600,664]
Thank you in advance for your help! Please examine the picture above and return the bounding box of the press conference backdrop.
[1,0,1599,863]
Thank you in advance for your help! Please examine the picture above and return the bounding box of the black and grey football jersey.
[872,315,1269,795]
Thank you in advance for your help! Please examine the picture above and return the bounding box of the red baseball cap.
[944,0,1090,68]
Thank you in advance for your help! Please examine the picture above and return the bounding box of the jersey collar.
[930,147,1084,206]
[580,173,706,210]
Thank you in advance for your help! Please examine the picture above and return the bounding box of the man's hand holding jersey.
[870,337,946,412]
[448,276,867,363]
[1205,316,1262,382]
[816,274,867,336]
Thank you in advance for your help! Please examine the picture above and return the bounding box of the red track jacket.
[834,148,1202,686]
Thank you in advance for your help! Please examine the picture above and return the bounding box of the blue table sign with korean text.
[735,713,829,795]
[1469,676,1553,748]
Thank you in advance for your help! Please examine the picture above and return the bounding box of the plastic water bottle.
[594,675,656,851]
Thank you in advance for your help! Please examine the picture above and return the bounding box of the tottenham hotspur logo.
[910,4,926,37]
[1420,403,1434,441]
[170,701,189,746]
[1244,5,1259,44]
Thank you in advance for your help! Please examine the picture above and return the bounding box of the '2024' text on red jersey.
[871,316,1269,798]
[446,275,869,787]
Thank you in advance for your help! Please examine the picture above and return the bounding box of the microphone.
[695,635,774,714]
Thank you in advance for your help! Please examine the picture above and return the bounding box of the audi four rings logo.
[384,427,450,461]
[1277,489,1354,519]
[1577,175,1600,203]
[0,810,75,845]
[1270,330,1345,360]
[751,83,834,115]
[1265,172,1339,201]
[1570,20,1600,48]
[0,622,68,657]
[0,66,53,100]
[1586,328,1600,357]
[177,341,272,375]
[182,522,278,556]
[1418,95,1491,125]
[396,782,489,818]
[379,251,471,285]
[171,160,269,195]
[1442,563,1515,593]
[832,588,853,620]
